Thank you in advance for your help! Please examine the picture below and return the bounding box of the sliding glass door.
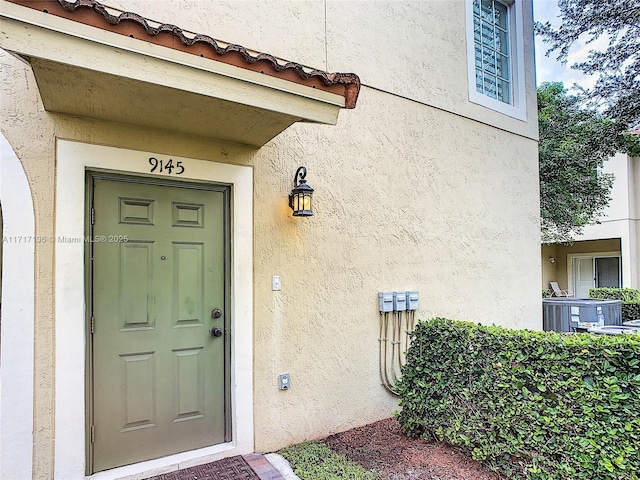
[595,257,621,288]
[571,255,621,298]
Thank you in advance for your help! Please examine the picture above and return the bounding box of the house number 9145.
[149,157,185,175]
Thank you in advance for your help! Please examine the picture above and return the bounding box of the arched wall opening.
[0,131,35,479]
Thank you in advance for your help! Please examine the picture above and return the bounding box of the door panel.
[572,257,594,299]
[120,241,154,327]
[595,257,621,288]
[91,177,227,472]
[120,352,156,431]
[174,347,205,421]
[174,243,204,325]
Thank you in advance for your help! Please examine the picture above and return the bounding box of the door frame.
[567,251,622,298]
[55,140,254,480]
[85,172,233,474]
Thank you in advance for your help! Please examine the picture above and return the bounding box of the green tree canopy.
[535,0,640,129]
[538,82,620,243]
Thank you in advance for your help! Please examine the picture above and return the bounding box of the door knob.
[210,327,223,337]
[211,309,222,319]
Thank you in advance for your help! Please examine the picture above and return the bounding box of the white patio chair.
[549,281,573,297]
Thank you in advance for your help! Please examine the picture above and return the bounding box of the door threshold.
[86,442,250,480]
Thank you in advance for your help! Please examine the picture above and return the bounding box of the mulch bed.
[322,418,503,480]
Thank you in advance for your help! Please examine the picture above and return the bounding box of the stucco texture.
[251,86,541,451]
[1,0,541,476]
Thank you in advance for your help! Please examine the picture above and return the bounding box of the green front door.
[90,175,229,473]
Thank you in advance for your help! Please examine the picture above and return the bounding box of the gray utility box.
[542,298,622,332]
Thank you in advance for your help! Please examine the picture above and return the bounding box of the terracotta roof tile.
[8,0,360,108]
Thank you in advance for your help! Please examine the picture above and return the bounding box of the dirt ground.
[322,418,503,480]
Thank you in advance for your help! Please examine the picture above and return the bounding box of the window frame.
[465,0,527,120]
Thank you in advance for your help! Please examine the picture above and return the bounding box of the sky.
[532,0,604,90]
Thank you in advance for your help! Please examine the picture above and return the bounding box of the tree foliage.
[538,82,619,243]
[535,0,640,129]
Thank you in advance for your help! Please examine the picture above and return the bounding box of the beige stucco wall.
[251,87,540,451]
[1,0,540,476]
[108,0,538,139]
[577,153,633,246]
[578,153,638,290]
[541,243,558,290]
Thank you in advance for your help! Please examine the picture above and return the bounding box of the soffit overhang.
[0,0,361,147]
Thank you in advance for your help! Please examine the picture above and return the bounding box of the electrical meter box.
[406,291,419,311]
[378,292,394,313]
[393,292,407,311]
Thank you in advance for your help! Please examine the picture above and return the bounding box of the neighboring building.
[0,1,540,479]
[542,152,640,297]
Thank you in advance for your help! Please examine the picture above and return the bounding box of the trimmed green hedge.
[589,288,640,302]
[589,288,640,322]
[622,303,640,322]
[396,318,640,480]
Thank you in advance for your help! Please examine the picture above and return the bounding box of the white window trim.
[465,0,527,121]
[54,140,254,480]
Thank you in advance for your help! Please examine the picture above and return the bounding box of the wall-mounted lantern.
[288,166,314,217]
[549,257,556,264]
